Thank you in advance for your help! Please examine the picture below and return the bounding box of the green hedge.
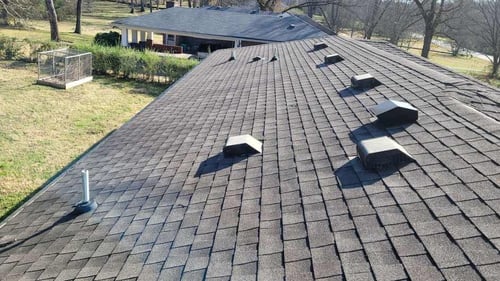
[0,36,61,61]
[74,44,198,83]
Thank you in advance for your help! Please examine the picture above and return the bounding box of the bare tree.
[348,0,391,39]
[1,0,38,25]
[319,1,348,33]
[257,0,278,11]
[440,0,473,56]
[412,0,463,58]
[45,0,59,41]
[75,0,82,34]
[376,0,420,44]
[474,0,500,77]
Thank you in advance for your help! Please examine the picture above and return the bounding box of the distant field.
[401,40,499,87]
[0,1,135,44]
[338,32,499,88]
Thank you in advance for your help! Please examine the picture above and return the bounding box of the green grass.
[0,60,165,220]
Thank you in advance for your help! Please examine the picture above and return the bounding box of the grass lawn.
[0,1,174,220]
[0,60,165,220]
[0,1,134,44]
[400,40,499,87]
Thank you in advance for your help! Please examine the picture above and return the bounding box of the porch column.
[131,30,138,43]
[163,34,168,45]
[148,31,154,41]
[140,31,146,41]
[121,28,128,46]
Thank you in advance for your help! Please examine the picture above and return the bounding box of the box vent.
[351,73,381,89]
[357,136,414,170]
[313,42,328,50]
[252,56,263,62]
[324,54,343,64]
[370,100,418,126]
[223,134,262,157]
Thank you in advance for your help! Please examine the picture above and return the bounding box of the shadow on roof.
[338,87,371,97]
[0,209,83,254]
[195,152,248,177]
[334,157,409,189]
[348,122,410,143]
[316,62,329,68]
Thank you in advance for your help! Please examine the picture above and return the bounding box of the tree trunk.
[130,0,134,13]
[45,0,59,41]
[365,25,375,40]
[421,26,434,58]
[140,0,145,12]
[187,0,191,8]
[74,0,82,34]
[492,55,500,77]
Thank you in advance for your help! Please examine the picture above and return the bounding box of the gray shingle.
[1,35,500,281]
[420,234,469,268]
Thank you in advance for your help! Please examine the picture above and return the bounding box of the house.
[0,35,499,280]
[112,6,331,56]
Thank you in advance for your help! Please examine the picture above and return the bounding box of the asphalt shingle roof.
[1,35,499,280]
[112,7,330,42]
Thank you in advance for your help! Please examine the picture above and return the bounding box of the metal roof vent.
[313,42,328,50]
[223,134,262,157]
[324,54,343,64]
[357,136,414,170]
[370,100,418,126]
[288,24,296,29]
[229,50,236,61]
[270,47,278,62]
[252,56,263,62]
[351,73,381,89]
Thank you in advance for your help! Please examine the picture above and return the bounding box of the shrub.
[73,44,198,83]
[94,31,121,47]
[22,39,60,62]
[0,36,21,59]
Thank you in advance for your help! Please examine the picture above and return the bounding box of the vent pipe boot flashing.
[370,100,418,126]
[270,47,278,62]
[252,56,263,62]
[74,169,98,214]
[351,73,381,89]
[313,42,328,50]
[223,134,262,157]
[324,54,343,64]
[229,50,236,61]
[357,136,415,170]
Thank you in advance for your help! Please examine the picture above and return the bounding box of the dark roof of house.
[1,35,500,281]
[199,6,275,15]
[112,7,331,42]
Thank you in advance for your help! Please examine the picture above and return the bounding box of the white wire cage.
[37,49,93,89]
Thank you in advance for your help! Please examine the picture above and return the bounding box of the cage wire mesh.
[37,49,93,89]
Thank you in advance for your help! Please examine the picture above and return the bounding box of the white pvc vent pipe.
[81,170,90,203]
